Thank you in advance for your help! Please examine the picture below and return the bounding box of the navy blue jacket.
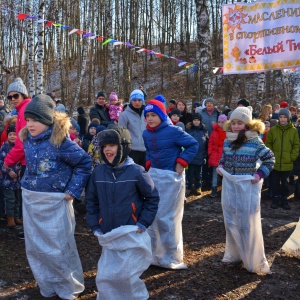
[85,157,159,234]
[186,124,208,165]
[143,120,198,171]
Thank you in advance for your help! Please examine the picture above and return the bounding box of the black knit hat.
[6,124,16,135]
[97,91,107,98]
[237,98,250,107]
[98,127,132,167]
[192,113,202,121]
[169,109,181,117]
[169,99,176,105]
[24,94,55,125]
[46,92,56,101]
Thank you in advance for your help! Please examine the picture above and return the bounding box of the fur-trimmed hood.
[3,114,17,126]
[20,111,71,146]
[223,119,265,134]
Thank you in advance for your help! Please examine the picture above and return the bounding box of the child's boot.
[7,216,16,228]
[209,187,218,198]
[270,196,280,209]
[195,188,201,195]
[15,219,23,225]
[281,197,291,210]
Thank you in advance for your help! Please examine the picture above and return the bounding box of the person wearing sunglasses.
[4,77,31,182]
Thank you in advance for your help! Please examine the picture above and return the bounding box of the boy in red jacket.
[208,114,227,197]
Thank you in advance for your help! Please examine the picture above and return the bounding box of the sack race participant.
[217,107,275,274]
[143,100,198,269]
[85,127,159,299]
[20,95,92,299]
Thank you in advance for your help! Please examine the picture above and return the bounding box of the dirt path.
[0,187,299,299]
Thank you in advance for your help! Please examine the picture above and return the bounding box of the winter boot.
[209,187,218,198]
[15,219,23,225]
[281,197,291,210]
[270,196,280,209]
[7,216,16,228]
[195,188,202,195]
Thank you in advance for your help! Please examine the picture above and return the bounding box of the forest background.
[0,0,299,115]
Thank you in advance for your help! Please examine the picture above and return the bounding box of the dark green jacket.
[266,121,299,171]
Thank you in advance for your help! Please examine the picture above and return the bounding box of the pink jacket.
[4,98,31,166]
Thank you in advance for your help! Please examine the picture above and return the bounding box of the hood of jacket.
[20,111,71,147]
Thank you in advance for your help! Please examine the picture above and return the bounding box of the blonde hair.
[259,104,272,122]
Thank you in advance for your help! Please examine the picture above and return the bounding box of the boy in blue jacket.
[143,100,198,269]
[85,127,159,298]
[20,95,92,300]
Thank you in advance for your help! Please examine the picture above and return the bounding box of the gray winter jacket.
[118,106,146,151]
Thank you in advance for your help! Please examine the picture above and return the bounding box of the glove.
[251,173,261,184]
[216,166,223,176]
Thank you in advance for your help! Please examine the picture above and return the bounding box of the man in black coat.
[89,91,113,127]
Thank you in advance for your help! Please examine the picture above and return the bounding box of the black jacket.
[89,103,112,127]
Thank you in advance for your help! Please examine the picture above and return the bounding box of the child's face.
[89,127,97,135]
[7,132,16,143]
[103,144,118,163]
[231,119,246,133]
[264,124,270,133]
[146,112,162,128]
[171,114,180,123]
[26,118,49,137]
[110,99,118,104]
[169,103,175,109]
[218,121,225,129]
[279,115,288,125]
[193,119,201,126]
[290,110,296,117]
[69,126,77,135]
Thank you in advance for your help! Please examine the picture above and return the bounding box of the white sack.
[282,218,300,259]
[147,168,187,269]
[95,225,152,300]
[22,188,84,300]
[219,168,270,274]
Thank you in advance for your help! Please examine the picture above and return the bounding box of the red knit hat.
[144,99,167,121]
[280,101,288,108]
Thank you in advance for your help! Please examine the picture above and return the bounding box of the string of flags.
[1,6,220,75]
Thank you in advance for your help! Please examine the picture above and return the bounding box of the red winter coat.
[4,98,31,166]
[208,123,226,167]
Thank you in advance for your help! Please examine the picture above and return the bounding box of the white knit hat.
[7,78,28,96]
[230,107,252,124]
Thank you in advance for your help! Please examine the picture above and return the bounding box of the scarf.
[226,130,258,141]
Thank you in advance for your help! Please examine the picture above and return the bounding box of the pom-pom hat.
[144,100,167,121]
[218,114,228,122]
[230,107,252,124]
[7,78,28,96]
[109,92,118,102]
[280,101,288,108]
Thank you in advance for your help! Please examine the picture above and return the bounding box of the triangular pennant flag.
[148,51,155,55]
[155,53,164,57]
[90,35,97,39]
[76,30,84,34]
[68,28,79,35]
[108,39,118,43]
[83,32,93,38]
[213,67,219,74]
[17,13,29,20]
[27,15,37,19]
[45,21,54,27]
[178,61,187,67]
[37,19,47,23]
[61,25,71,29]
[102,38,113,45]
[191,65,198,73]
[125,41,134,47]
[113,41,124,46]
[53,23,63,27]
[96,36,104,41]
[136,48,146,53]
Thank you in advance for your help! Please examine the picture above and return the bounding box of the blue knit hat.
[88,122,99,131]
[96,125,106,134]
[130,89,144,103]
[144,100,167,121]
[154,94,166,104]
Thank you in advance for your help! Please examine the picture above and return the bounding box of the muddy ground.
[0,185,300,300]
